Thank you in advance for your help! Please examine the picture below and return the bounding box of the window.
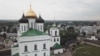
[43,53,46,56]
[31,22,33,28]
[57,38,59,41]
[41,25,42,30]
[34,45,37,50]
[54,38,56,42]
[22,26,23,31]
[55,31,57,36]
[35,54,37,56]
[43,44,46,49]
[24,46,27,52]
[24,26,25,31]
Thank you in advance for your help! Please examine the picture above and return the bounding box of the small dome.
[36,15,44,23]
[26,5,37,18]
[19,14,28,23]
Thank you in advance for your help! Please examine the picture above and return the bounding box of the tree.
[60,26,78,46]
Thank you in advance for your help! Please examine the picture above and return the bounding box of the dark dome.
[19,14,28,23]
[36,15,44,23]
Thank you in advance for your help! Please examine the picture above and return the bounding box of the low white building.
[53,43,63,54]
[86,36,98,40]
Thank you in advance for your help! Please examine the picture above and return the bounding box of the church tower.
[49,23,59,37]
[36,15,44,32]
[25,5,37,29]
[19,13,28,33]
[49,22,60,47]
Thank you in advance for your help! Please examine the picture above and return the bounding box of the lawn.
[73,44,100,56]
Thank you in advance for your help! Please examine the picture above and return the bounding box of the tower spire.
[52,16,56,27]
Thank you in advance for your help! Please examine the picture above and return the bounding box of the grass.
[73,44,100,56]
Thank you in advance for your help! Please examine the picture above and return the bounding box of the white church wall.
[18,35,51,56]
[19,23,28,33]
[51,37,60,47]
[36,23,44,32]
[50,28,59,37]
[28,19,35,29]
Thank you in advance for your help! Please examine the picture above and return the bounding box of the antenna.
[52,16,56,26]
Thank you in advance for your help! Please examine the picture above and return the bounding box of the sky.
[0,0,100,21]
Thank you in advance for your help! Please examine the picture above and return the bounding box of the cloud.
[0,0,100,20]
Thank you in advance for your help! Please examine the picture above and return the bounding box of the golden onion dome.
[26,5,37,18]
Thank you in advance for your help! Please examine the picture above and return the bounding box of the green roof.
[21,29,47,37]
[53,43,62,49]
[13,53,19,56]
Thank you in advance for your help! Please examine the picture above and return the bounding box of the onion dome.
[36,15,44,23]
[19,14,28,23]
[26,5,37,18]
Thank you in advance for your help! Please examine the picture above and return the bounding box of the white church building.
[11,5,63,56]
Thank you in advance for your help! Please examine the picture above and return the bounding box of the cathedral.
[11,5,63,56]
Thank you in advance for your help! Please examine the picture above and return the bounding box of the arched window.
[54,38,56,42]
[41,25,42,30]
[55,31,57,36]
[43,53,46,56]
[22,26,23,31]
[43,44,46,49]
[57,38,59,41]
[24,26,25,31]
[35,54,37,56]
[34,45,37,50]
[24,46,27,52]
[31,22,33,28]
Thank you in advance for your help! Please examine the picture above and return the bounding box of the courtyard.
[73,44,100,56]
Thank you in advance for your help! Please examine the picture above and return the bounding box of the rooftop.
[53,43,62,49]
[21,28,47,37]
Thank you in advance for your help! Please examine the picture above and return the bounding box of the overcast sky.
[0,0,100,21]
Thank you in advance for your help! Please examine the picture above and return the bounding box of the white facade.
[19,23,28,33]
[36,23,44,32]
[51,37,60,47]
[86,36,98,40]
[18,35,51,56]
[50,28,59,37]
[54,48,63,54]
[28,19,36,29]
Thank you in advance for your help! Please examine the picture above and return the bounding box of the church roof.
[21,28,47,37]
[50,23,58,28]
[19,14,28,23]
[36,15,44,23]
[53,43,62,49]
[26,5,37,18]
